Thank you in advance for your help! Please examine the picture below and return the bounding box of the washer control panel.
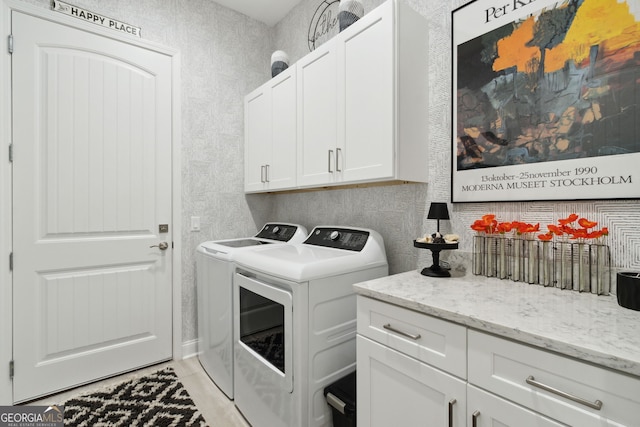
[304,227,370,251]
[256,223,301,242]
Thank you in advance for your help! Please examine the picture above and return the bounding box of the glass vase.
[589,243,611,295]
[526,239,539,284]
[540,241,553,287]
[497,237,509,279]
[473,235,485,276]
[485,236,498,277]
[573,242,589,292]
[511,237,520,282]
[554,241,573,289]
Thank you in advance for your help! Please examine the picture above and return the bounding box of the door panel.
[357,335,466,427]
[12,11,173,402]
[297,41,337,187]
[337,2,394,182]
[244,89,271,192]
[269,69,296,189]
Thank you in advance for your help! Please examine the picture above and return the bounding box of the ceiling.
[211,0,303,26]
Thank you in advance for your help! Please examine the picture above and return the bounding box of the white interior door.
[11,11,173,403]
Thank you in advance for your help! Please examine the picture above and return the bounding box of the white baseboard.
[181,338,199,360]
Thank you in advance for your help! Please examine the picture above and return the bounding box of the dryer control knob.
[272,226,280,234]
[330,230,341,241]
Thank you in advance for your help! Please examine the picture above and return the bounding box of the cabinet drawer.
[469,330,640,427]
[357,296,466,378]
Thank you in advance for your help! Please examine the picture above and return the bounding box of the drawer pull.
[382,323,421,340]
[471,410,480,427]
[526,375,603,410]
[448,399,456,427]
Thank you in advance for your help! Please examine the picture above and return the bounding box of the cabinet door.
[268,68,297,190]
[244,87,271,192]
[297,40,338,187]
[336,0,394,183]
[468,385,565,427]
[357,335,466,427]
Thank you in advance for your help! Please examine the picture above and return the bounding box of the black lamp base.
[420,265,451,277]
[413,240,458,279]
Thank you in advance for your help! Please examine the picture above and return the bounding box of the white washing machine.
[196,223,308,399]
[232,226,388,427]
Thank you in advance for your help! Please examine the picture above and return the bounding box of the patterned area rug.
[63,367,207,426]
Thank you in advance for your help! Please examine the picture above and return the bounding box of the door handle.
[472,410,480,427]
[383,323,421,340]
[150,242,169,250]
[336,148,342,172]
[448,399,456,427]
[526,375,603,410]
[328,150,334,173]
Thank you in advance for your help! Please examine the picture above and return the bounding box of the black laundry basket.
[324,371,356,427]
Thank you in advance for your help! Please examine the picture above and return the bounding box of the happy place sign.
[53,1,141,37]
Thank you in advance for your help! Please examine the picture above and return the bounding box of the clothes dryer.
[196,223,307,399]
[232,226,388,426]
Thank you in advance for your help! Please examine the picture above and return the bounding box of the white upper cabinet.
[244,67,297,193]
[245,0,428,193]
[298,0,429,189]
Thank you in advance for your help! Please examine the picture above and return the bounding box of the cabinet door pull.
[328,150,334,173]
[265,164,270,182]
[382,323,421,340]
[526,375,603,410]
[471,410,480,427]
[260,165,265,183]
[448,399,456,427]
[336,147,342,172]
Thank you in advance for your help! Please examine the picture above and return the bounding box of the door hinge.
[8,143,13,162]
[9,252,12,271]
[8,34,13,54]
[9,360,14,380]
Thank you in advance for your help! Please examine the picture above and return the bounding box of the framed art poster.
[452,0,640,202]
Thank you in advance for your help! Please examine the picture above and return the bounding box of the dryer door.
[234,273,293,392]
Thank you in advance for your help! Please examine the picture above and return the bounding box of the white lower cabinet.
[357,296,640,427]
[357,296,467,426]
[468,330,640,427]
[357,335,466,427]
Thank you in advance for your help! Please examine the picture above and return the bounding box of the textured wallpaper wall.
[21,0,640,347]
[269,0,640,281]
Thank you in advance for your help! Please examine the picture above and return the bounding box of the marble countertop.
[353,270,640,378]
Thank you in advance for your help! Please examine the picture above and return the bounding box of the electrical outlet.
[191,216,200,232]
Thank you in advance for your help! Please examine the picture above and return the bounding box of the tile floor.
[27,357,250,427]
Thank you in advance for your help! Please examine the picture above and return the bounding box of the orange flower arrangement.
[470,215,539,237]
[470,214,497,233]
[537,214,608,242]
[471,213,608,242]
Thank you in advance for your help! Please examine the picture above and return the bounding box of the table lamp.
[417,202,456,277]
[427,202,450,234]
